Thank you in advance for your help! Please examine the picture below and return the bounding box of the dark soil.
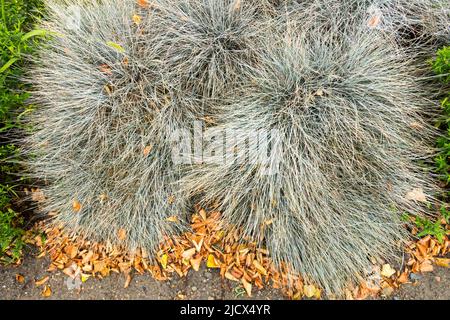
[394,267,450,300]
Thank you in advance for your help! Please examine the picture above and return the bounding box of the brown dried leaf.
[104,84,113,95]
[167,195,175,205]
[166,216,179,223]
[397,271,409,284]
[206,254,220,268]
[143,145,152,156]
[199,209,207,220]
[381,264,396,278]
[35,276,50,287]
[191,235,203,252]
[435,258,450,268]
[160,253,168,269]
[241,277,252,297]
[82,251,94,264]
[31,189,45,202]
[132,14,141,25]
[68,245,78,259]
[15,274,25,284]
[405,188,427,202]
[303,284,316,298]
[233,0,241,11]
[410,122,424,130]
[367,15,381,28]
[225,271,240,282]
[420,260,434,273]
[42,285,52,298]
[416,243,428,258]
[253,260,267,276]
[118,228,127,241]
[72,199,81,212]
[99,64,112,75]
[190,256,202,272]
[124,273,132,288]
[182,248,196,260]
[137,0,149,8]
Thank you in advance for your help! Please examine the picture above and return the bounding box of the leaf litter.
[26,206,449,300]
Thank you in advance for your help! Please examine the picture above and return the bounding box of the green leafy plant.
[0,185,24,264]
[414,216,446,244]
[0,0,44,264]
[440,205,450,224]
[432,46,450,83]
[432,47,450,186]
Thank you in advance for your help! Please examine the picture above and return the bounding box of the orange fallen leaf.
[143,145,152,156]
[230,267,243,279]
[137,0,149,8]
[42,285,52,297]
[82,251,94,264]
[411,262,420,274]
[118,228,127,241]
[67,245,78,259]
[15,274,25,284]
[35,276,50,287]
[397,271,409,284]
[72,199,81,212]
[354,286,370,300]
[416,243,428,258]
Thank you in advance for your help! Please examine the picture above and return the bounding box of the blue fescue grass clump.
[184,10,441,293]
[23,0,265,254]
[23,0,448,293]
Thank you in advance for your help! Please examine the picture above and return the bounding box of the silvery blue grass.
[23,0,447,294]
